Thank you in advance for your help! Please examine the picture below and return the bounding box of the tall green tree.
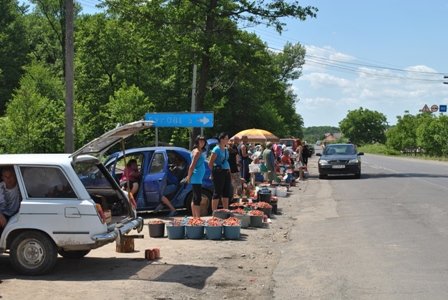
[339,107,387,145]
[386,113,433,153]
[0,0,30,114]
[416,114,448,156]
[0,62,65,153]
[102,0,317,140]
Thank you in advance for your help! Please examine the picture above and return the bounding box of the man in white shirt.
[0,167,21,229]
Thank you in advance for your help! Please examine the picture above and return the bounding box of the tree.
[105,83,155,126]
[304,126,340,144]
[0,0,30,114]
[416,115,448,156]
[102,0,317,141]
[339,107,387,145]
[386,113,433,154]
[0,62,65,153]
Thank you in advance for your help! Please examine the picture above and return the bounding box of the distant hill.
[303,126,340,144]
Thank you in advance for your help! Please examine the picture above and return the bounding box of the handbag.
[259,163,268,173]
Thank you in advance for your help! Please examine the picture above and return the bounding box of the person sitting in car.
[0,167,22,230]
[120,159,140,208]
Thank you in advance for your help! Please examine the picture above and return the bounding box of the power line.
[305,58,445,83]
[249,27,448,76]
[305,54,446,76]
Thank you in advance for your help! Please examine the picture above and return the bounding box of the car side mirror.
[316,153,322,156]
[357,152,364,156]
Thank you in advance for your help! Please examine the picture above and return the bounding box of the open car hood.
[71,120,153,159]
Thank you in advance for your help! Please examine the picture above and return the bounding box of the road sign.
[440,105,447,112]
[431,104,439,112]
[144,112,214,127]
[419,104,431,113]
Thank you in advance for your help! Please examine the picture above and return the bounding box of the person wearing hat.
[262,142,276,183]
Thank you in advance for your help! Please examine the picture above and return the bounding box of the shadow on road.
[0,255,216,289]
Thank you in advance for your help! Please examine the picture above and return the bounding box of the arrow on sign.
[198,116,210,125]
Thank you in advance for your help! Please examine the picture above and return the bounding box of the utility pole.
[189,64,197,149]
[64,0,74,153]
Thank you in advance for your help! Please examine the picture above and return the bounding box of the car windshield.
[73,160,114,189]
[324,145,356,155]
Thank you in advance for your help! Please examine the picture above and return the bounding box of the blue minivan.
[104,146,214,215]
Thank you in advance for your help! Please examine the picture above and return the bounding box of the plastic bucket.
[267,187,276,196]
[166,225,185,239]
[205,226,223,240]
[185,226,205,239]
[233,213,250,228]
[250,215,263,228]
[260,207,272,218]
[213,210,231,219]
[223,225,241,240]
[276,187,288,197]
[148,223,165,238]
[257,190,271,203]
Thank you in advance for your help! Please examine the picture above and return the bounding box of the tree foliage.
[102,0,316,142]
[339,107,387,145]
[0,0,315,153]
[0,62,64,153]
[416,115,448,156]
[303,126,340,144]
[0,0,30,114]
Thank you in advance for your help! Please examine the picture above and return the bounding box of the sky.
[248,1,448,127]
[57,0,448,128]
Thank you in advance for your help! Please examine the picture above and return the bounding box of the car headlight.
[348,158,359,164]
[319,159,330,165]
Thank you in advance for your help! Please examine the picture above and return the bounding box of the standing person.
[0,167,22,230]
[262,142,276,183]
[238,135,250,183]
[295,140,304,181]
[185,135,207,218]
[208,132,231,212]
[228,136,241,197]
[273,143,282,162]
[301,142,310,170]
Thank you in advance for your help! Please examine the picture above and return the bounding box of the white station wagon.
[0,121,152,275]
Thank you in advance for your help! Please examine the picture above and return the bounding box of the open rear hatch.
[71,120,153,159]
[71,121,153,237]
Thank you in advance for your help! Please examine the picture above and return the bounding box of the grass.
[358,144,448,162]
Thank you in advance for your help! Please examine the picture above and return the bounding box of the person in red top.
[280,149,293,166]
[120,159,140,208]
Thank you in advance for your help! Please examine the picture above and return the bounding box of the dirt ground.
[0,177,309,300]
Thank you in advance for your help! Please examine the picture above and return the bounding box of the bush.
[358,144,400,155]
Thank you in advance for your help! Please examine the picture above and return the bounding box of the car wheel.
[354,172,361,179]
[186,189,212,216]
[10,231,58,275]
[318,173,326,179]
[58,249,91,259]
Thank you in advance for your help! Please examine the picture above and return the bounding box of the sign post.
[144,112,214,128]
[144,112,214,146]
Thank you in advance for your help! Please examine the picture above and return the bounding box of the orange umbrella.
[231,128,279,144]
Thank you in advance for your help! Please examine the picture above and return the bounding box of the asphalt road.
[273,154,448,299]
[2,153,448,299]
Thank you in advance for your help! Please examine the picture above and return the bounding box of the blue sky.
[60,1,448,127]
[249,1,448,127]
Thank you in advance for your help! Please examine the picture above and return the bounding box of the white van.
[0,121,152,275]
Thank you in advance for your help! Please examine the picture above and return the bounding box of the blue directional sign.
[439,105,447,112]
[144,112,214,127]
